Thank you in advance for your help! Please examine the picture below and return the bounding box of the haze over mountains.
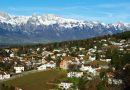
[0,12,130,44]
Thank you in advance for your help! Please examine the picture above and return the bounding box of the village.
[0,36,130,90]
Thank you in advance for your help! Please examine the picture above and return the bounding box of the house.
[108,78,123,85]
[41,59,47,64]
[106,71,121,85]
[67,72,83,78]
[105,59,111,62]
[88,48,96,53]
[80,65,96,75]
[46,61,56,68]
[120,39,126,43]
[110,41,122,46]
[4,49,10,53]
[51,55,56,59]
[78,54,85,58]
[101,39,107,42]
[89,55,96,61]
[36,48,40,51]
[58,82,73,90]
[94,46,97,49]
[103,44,108,47]
[56,54,62,57]
[10,53,14,57]
[37,61,56,70]
[42,51,51,56]
[100,65,109,69]
[37,64,47,70]
[80,65,101,76]
[79,47,85,51]
[74,58,84,64]
[106,72,114,78]
[120,47,124,51]
[53,49,61,53]
[62,53,67,57]
[14,66,24,73]
[0,72,10,80]
[60,60,69,69]
[100,59,111,62]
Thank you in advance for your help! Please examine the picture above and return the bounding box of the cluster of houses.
[106,72,123,85]
[0,66,24,80]
[0,72,10,80]
[37,61,56,70]
[0,38,130,89]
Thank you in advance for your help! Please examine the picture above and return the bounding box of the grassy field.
[1,70,66,90]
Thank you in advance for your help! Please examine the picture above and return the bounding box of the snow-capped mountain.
[0,12,130,44]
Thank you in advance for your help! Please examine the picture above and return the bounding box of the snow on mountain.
[0,13,78,26]
[0,12,129,29]
[0,12,130,44]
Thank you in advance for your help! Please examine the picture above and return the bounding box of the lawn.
[1,70,66,90]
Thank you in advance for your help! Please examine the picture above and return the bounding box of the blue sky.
[0,0,130,23]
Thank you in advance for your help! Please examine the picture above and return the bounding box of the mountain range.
[0,12,130,44]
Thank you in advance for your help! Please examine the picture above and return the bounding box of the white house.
[37,64,47,70]
[119,47,124,51]
[101,39,107,42]
[53,49,61,52]
[56,54,62,57]
[88,48,96,53]
[10,53,14,57]
[110,41,122,46]
[41,59,47,64]
[67,72,83,78]
[80,65,98,76]
[79,47,85,51]
[108,78,123,85]
[37,61,56,70]
[100,59,111,62]
[62,53,67,57]
[14,66,24,73]
[78,54,85,57]
[37,48,40,51]
[0,72,10,80]
[103,44,108,47]
[58,82,73,90]
[51,55,56,59]
[46,61,56,68]
[89,55,96,61]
